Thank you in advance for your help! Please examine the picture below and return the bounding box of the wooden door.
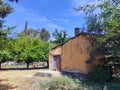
[53,55,61,71]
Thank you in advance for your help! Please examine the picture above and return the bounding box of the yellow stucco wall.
[50,46,62,56]
[49,46,62,70]
[61,34,91,74]
[49,34,96,74]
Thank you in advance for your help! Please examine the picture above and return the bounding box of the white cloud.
[13,4,46,23]
[52,18,69,22]
[38,17,49,23]
[47,23,64,30]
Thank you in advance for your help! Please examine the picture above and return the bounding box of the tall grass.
[38,76,120,90]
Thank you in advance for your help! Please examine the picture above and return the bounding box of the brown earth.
[0,69,56,90]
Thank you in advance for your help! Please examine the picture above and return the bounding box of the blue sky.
[5,0,98,38]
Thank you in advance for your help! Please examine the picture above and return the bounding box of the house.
[49,28,98,74]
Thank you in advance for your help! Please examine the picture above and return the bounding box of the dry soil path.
[0,69,60,90]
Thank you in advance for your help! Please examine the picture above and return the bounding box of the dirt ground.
[0,69,55,90]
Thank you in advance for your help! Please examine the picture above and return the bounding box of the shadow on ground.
[0,66,48,71]
[0,79,18,90]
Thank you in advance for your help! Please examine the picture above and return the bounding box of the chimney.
[74,27,80,36]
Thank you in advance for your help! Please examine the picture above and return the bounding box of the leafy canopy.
[52,29,69,44]
[76,0,120,68]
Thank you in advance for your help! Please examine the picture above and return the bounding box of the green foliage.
[99,0,120,36]
[0,50,11,63]
[106,81,120,90]
[21,26,50,41]
[76,0,120,79]
[39,76,75,90]
[0,0,14,27]
[0,0,17,69]
[39,28,50,41]
[0,0,13,18]
[12,36,51,68]
[89,33,120,68]
[38,76,120,90]
[80,78,120,90]
[0,27,13,69]
[20,28,39,37]
[76,0,120,38]
[86,66,111,83]
[52,29,69,44]
[86,14,104,35]
[75,4,104,35]
[104,34,120,65]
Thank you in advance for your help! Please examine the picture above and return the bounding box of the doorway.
[53,55,61,71]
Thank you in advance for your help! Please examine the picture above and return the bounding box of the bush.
[39,76,76,90]
[86,66,111,83]
[38,76,120,90]
[106,79,120,90]
[38,72,120,90]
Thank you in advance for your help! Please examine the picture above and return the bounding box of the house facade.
[49,28,97,74]
[49,45,62,71]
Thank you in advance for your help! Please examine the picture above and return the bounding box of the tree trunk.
[108,66,113,78]
[26,63,29,69]
[46,61,49,68]
[0,62,1,70]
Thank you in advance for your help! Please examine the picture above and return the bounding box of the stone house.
[49,28,99,74]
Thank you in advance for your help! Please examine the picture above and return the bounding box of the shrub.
[105,80,120,90]
[38,72,120,90]
[86,66,111,83]
[39,76,76,90]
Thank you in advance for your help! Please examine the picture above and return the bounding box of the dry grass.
[0,69,53,90]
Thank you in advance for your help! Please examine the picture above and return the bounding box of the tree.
[76,0,120,40]
[0,28,12,69]
[0,0,18,69]
[25,28,39,37]
[75,4,104,35]
[103,34,120,66]
[99,0,120,38]
[86,14,104,35]
[20,21,39,37]
[13,36,51,68]
[52,29,69,44]
[0,0,14,28]
[20,28,50,41]
[13,36,38,68]
[76,0,120,77]
[39,28,50,41]
[0,0,19,27]
[21,21,50,41]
